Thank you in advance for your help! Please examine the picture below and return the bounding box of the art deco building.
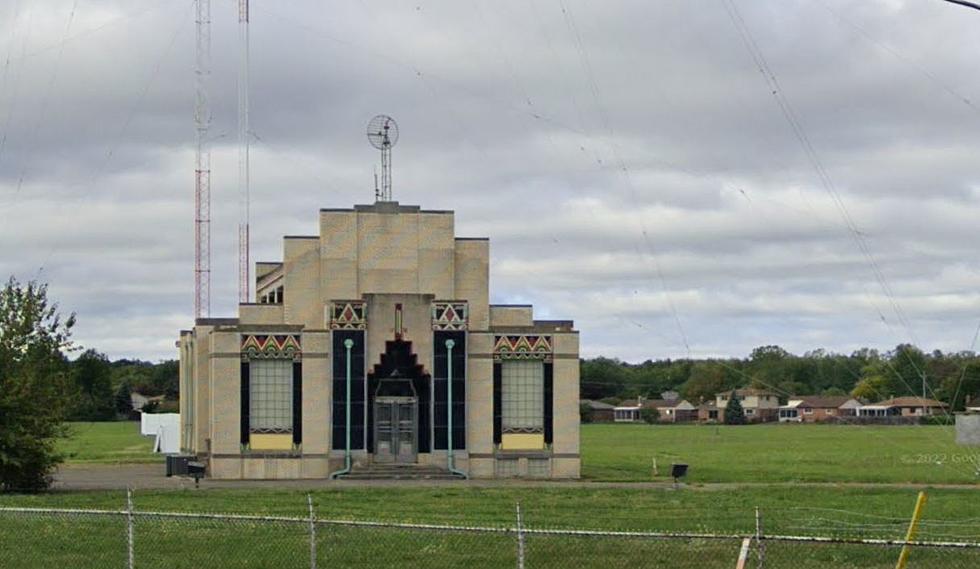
[178,200,580,479]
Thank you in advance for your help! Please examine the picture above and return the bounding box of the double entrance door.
[374,396,417,463]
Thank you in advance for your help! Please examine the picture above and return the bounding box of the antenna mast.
[237,0,251,303]
[194,0,211,319]
[367,115,399,201]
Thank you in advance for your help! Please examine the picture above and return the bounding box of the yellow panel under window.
[501,433,544,451]
[250,433,293,451]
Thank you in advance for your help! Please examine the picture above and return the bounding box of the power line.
[939,0,980,12]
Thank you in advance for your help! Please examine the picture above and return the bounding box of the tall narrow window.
[249,359,293,433]
[501,360,544,433]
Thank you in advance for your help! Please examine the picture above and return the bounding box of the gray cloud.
[2,0,980,362]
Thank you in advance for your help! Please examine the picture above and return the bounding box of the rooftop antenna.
[193,0,211,319]
[237,0,250,303]
[367,115,398,202]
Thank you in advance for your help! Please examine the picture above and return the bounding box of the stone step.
[337,464,465,480]
[339,473,463,480]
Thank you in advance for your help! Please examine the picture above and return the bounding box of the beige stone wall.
[466,332,495,457]
[552,332,581,460]
[417,212,455,299]
[192,325,213,454]
[283,237,321,328]
[357,211,420,294]
[454,239,489,330]
[178,333,193,453]
[210,457,330,480]
[489,305,534,327]
[208,330,241,456]
[238,304,284,325]
[319,210,359,302]
[302,330,331,455]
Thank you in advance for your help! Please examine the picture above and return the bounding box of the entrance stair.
[337,463,465,480]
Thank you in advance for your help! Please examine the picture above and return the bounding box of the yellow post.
[895,491,928,569]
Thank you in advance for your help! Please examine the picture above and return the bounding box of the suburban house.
[698,400,722,423]
[613,395,697,423]
[716,388,780,423]
[778,396,862,423]
[130,392,165,412]
[858,397,947,419]
[659,399,698,423]
[580,399,615,423]
[613,400,642,422]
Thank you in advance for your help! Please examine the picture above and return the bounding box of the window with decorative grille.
[249,359,293,433]
[501,360,544,433]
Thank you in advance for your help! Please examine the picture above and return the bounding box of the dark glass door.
[374,397,417,463]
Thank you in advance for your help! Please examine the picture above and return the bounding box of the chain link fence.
[1,495,978,568]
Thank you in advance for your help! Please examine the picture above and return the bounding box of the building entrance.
[374,396,417,463]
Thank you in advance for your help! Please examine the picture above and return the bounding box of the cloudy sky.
[1,0,979,362]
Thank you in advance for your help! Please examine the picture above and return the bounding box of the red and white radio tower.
[194,0,211,318]
[237,0,251,304]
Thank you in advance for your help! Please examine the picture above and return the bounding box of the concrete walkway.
[51,463,979,491]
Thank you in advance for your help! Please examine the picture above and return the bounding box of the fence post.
[308,494,317,569]
[754,506,765,569]
[515,502,526,569]
[126,488,135,569]
[896,491,928,569]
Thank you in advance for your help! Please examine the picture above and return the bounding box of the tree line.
[1,278,178,490]
[581,344,980,409]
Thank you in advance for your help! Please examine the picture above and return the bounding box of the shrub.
[640,407,660,424]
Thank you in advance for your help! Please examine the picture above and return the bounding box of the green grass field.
[59,421,157,464]
[2,486,979,568]
[4,422,978,568]
[2,485,979,538]
[58,422,980,484]
[581,423,980,484]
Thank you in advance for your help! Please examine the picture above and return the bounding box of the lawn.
[2,486,979,568]
[581,423,980,484]
[2,485,979,539]
[7,422,980,568]
[59,421,158,464]
[57,421,980,484]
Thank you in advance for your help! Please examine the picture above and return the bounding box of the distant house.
[130,392,165,412]
[859,397,947,419]
[614,396,696,423]
[580,399,615,423]
[658,399,697,423]
[697,400,722,423]
[715,388,780,423]
[779,396,862,423]
[614,399,643,422]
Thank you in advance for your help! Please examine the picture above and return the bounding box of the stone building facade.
[178,201,580,479]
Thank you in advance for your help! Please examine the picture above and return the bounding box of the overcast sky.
[1,0,979,362]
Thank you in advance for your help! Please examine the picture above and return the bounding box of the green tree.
[579,402,594,424]
[70,349,115,421]
[115,381,133,416]
[889,344,929,398]
[747,345,791,391]
[851,373,891,402]
[940,361,980,411]
[580,357,629,400]
[681,362,730,403]
[724,391,746,425]
[0,278,75,491]
[640,407,660,424]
